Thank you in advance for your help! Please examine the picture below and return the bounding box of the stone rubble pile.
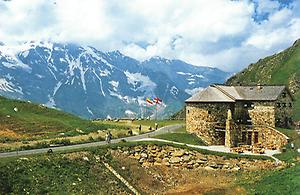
[115,144,278,171]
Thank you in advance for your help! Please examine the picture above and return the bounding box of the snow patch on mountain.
[125,110,136,118]
[170,86,179,96]
[177,71,204,79]
[22,50,29,58]
[53,81,63,96]
[93,70,106,96]
[87,107,94,116]
[99,69,110,77]
[124,71,156,93]
[2,62,15,69]
[0,78,23,94]
[84,46,102,61]
[109,80,119,91]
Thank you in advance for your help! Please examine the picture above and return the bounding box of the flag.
[146,97,153,105]
[153,97,162,104]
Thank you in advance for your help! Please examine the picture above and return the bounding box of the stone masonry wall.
[275,88,293,127]
[248,106,288,149]
[256,126,289,149]
[113,145,278,171]
[186,102,232,144]
[248,106,276,127]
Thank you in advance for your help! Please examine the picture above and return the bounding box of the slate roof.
[186,85,288,103]
[185,86,235,103]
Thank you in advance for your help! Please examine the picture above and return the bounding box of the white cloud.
[255,0,280,15]
[0,0,299,72]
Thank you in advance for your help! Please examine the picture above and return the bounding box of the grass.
[0,139,276,194]
[152,126,207,146]
[242,163,300,195]
[275,128,300,162]
[0,96,128,141]
[0,149,130,194]
[0,97,184,151]
[132,119,185,128]
[0,96,183,151]
[235,127,300,194]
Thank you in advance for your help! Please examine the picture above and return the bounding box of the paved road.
[0,124,184,158]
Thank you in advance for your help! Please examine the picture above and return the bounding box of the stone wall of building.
[234,101,274,125]
[274,88,293,127]
[186,102,233,144]
[256,126,289,149]
[248,106,276,127]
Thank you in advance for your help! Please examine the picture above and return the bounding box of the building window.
[208,111,211,114]
[282,92,286,98]
[282,103,286,107]
[289,103,292,108]
[187,110,190,114]
[276,103,281,108]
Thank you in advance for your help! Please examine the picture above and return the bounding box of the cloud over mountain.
[0,0,299,72]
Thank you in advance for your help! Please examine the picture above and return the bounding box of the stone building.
[185,84,293,148]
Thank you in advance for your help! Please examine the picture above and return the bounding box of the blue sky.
[0,0,299,72]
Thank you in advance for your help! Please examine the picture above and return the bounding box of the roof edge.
[212,84,236,101]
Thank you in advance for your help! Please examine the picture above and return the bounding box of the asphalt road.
[0,124,184,158]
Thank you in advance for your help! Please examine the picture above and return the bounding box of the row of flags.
[146,97,162,106]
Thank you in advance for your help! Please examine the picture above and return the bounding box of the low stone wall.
[112,145,278,171]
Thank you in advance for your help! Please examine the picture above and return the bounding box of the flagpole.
[155,103,157,121]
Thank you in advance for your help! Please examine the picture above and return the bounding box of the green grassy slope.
[0,150,130,194]
[0,96,119,140]
[227,39,300,120]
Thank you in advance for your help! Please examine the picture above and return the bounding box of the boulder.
[141,153,148,158]
[196,160,207,164]
[134,153,141,160]
[231,166,241,171]
[182,155,191,162]
[172,150,185,157]
[169,157,181,164]
[204,166,216,171]
[208,162,218,169]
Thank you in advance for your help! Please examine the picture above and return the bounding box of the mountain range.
[0,41,229,119]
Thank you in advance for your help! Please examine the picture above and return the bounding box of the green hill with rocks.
[226,39,300,121]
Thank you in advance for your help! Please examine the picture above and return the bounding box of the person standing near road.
[155,123,158,130]
[105,132,112,144]
[108,131,112,143]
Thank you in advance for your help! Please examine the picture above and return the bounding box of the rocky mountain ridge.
[0,41,229,118]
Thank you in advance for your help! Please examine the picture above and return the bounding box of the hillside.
[227,39,300,120]
[0,96,118,142]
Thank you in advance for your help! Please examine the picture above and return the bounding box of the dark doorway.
[254,132,259,143]
[219,131,225,145]
[285,117,288,127]
[242,132,247,143]
[247,132,252,145]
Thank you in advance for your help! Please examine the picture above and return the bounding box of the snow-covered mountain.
[0,41,230,118]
